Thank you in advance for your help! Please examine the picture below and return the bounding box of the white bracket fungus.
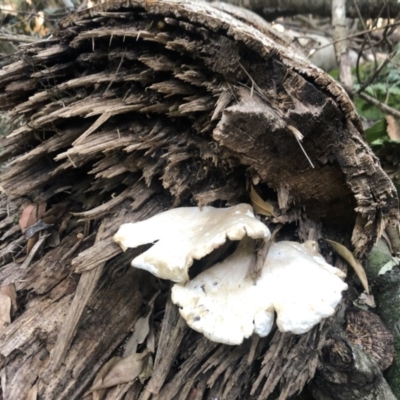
[113,204,270,283]
[171,239,348,345]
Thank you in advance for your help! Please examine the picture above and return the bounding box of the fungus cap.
[113,204,270,283]
[172,239,348,345]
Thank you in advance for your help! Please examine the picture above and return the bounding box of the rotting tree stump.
[0,1,398,399]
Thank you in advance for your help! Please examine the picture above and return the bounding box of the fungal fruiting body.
[113,204,270,283]
[171,239,348,345]
[113,204,347,345]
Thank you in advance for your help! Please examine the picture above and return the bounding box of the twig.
[295,15,321,31]
[356,52,396,95]
[0,33,39,43]
[358,92,400,119]
[353,0,378,87]
[0,8,71,20]
[317,20,400,51]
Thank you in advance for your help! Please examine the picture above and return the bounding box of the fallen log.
[206,0,400,20]
[0,1,398,399]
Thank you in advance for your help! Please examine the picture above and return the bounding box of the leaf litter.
[89,293,159,395]
[325,239,369,293]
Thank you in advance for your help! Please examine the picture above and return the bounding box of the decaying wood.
[310,306,397,400]
[0,0,398,399]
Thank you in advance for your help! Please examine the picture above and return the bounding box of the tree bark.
[309,304,397,400]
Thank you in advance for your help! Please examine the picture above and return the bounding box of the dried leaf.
[90,351,148,391]
[89,357,120,399]
[124,292,158,356]
[325,239,369,293]
[0,293,12,332]
[356,292,376,308]
[250,186,275,217]
[19,204,37,232]
[386,115,400,141]
[18,203,48,260]
[26,234,39,257]
[46,229,61,248]
[138,354,153,384]
[378,257,400,276]
[24,220,53,239]
[123,314,151,357]
[42,202,68,220]
[37,202,46,219]
[19,203,47,233]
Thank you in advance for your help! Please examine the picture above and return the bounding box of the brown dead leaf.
[26,234,39,257]
[47,230,61,248]
[42,202,68,220]
[325,239,369,293]
[357,292,376,308]
[19,203,47,233]
[37,202,46,218]
[18,202,48,260]
[90,351,148,391]
[124,292,159,356]
[250,186,275,217]
[90,357,120,400]
[138,354,153,384]
[59,214,73,235]
[124,314,150,357]
[386,115,400,141]
[15,234,38,263]
[19,204,37,232]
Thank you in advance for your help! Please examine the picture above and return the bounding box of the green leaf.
[365,119,387,144]
[329,68,340,80]
[371,83,387,94]
[389,86,400,96]
[354,98,384,120]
